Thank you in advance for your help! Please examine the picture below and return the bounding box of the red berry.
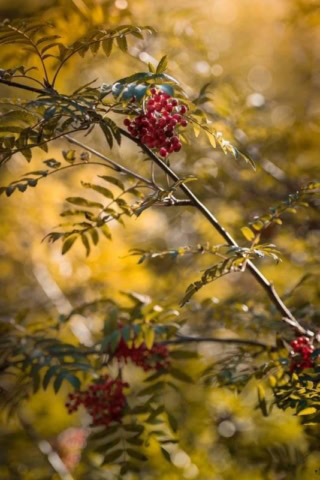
[171,99,178,106]
[180,119,188,127]
[173,142,182,152]
[123,118,131,127]
[160,147,168,157]
[180,105,187,114]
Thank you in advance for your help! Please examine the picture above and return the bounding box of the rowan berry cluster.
[65,376,128,426]
[290,336,314,371]
[115,338,170,371]
[123,87,188,158]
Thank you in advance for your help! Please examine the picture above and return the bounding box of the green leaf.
[126,437,144,446]
[160,447,172,463]
[102,38,113,57]
[101,224,112,240]
[156,55,168,74]
[43,365,60,390]
[127,449,147,461]
[81,233,90,256]
[123,424,144,433]
[100,122,113,148]
[167,412,178,432]
[116,35,128,52]
[241,226,255,242]
[89,228,99,245]
[109,330,121,353]
[66,197,103,209]
[90,425,119,440]
[102,449,123,464]
[65,374,81,390]
[62,235,78,255]
[96,438,120,452]
[138,382,166,396]
[81,182,114,200]
[53,372,66,393]
[145,327,155,349]
[120,462,140,475]
[169,368,193,383]
[238,150,256,171]
[99,175,125,191]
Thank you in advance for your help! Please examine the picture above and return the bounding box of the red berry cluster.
[65,376,128,426]
[115,338,170,371]
[290,336,314,371]
[123,87,188,158]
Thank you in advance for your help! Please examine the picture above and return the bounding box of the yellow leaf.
[269,375,276,388]
[241,226,255,242]
[206,130,216,148]
[145,327,155,349]
[257,384,265,401]
[298,407,317,416]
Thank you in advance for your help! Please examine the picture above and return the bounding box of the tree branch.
[0,77,48,95]
[165,334,267,349]
[119,128,310,334]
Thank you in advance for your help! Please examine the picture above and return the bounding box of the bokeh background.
[0,0,320,479]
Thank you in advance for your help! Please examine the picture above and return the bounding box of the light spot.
[139,51,156,65]
[211,64,223,76]
[218,420,236,437]
[212,0,238,24]
[115,0,128,9]
[184,463,199,479]
[246,92,265,107]
[195,61,210,75]
[172,451,191,468]
[247,65,272,91]
[271,105,295,128]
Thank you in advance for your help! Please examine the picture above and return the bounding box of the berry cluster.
[123,87,188,158]
[290,336,314,371]
[115,338,170,371]
[65,376,128,426]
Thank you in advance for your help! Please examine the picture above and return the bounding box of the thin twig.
[65,135,154,187]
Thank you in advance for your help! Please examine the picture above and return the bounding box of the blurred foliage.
[0,0,320,479]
